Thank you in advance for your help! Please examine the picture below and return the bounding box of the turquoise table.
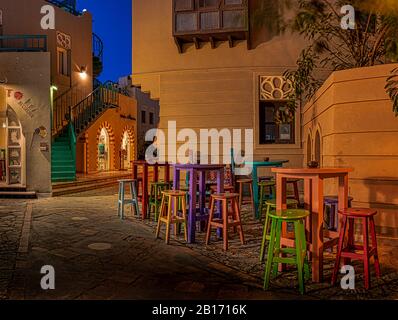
[244,160,289,219]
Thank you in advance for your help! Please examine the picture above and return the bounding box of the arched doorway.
[121,131,131,170]
[315,130,322,165]
[0,104,26,186]
[98,128,110,171]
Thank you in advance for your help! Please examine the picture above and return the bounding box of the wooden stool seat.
[117,179,140,219]
[258,176,274,182]
[340,208,377,218]
[206,193,245,251]
[236,178,253,184]
[264,209,310,294]
[211,192,240,200]
[332,208,381,290]
[210,185,235,193]
[156,190,188,244]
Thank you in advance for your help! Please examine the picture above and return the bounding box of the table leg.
[188,169,197,244]
[304,178,312,243]
[165,164,170,183]
[199,171,206,231]
[133,164,138,180]
[154,164,159,182]
[173,167,180,190]
[142,163,149,219]
[216,169,225,238]
[252,165,259,219]
[338,174,349,230]
[311,176,324,282]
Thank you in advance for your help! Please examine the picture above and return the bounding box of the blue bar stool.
[118,179,140,219]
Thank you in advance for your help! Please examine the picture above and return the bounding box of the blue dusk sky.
[77,0,132,82]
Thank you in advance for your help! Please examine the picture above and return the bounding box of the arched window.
[306,133,312,163]
[315,130,321,165]
[98,128,110,171]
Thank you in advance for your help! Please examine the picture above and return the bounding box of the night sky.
[77,0,132,83]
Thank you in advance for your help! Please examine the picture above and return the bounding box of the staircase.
[51,82,119,183]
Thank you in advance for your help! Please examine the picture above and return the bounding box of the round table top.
[272,167,354,174]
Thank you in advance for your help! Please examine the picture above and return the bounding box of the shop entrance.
[0,105,26,187]
[121,131,131,170]
[98,128,110,171]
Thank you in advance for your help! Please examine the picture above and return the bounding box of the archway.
[306,132,312,163]
[315,130,322,165]
[98,127,110,171]
[120,126,135,170]
[0,104,26,186]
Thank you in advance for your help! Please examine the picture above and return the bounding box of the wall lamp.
[79,66,88,80]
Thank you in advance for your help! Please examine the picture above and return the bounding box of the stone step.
[0,191,37,199]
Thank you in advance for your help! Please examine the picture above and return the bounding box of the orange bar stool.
[206,193,245,251]
[332,208,381,290]
[156,190,188,244]
[210,185,234,194]
[236,178,254,212]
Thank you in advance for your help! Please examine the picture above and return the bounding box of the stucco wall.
[0,52,52,194]
[132,0,308,173]
[303,64,398,228]
[76,94,138,173]
[1,0,93,96]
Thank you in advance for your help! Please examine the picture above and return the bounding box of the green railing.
[0,35,47,52]
[70,83,119,135]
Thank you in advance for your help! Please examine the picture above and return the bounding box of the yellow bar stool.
[156,190,188,244]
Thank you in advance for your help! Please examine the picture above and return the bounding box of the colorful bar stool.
[287,179,301,205]
[332,208,381,290]
[148,181,172,221]
[156,190,188,244]
[259,198,299,262]
[324,196,354,231]
[206,193,245,251]
[264,209,310,295]
[236,178,254,212]
[117,179,140,220]
[258,180,276,213]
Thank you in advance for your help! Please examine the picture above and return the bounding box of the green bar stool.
[118,179,140,220]
[264,209,310,295]
[258,180,276,215]
[148,181,172,221]
[259,198,298,262]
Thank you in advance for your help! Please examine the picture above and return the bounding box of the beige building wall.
[0,52,52,194]
[1,0,93,96]
[132,0,307,176]
[76,94,138,174]
[303,64,398,229]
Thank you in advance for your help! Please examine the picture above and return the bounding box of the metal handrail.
[46,0,80,16]
[0,35,47,52]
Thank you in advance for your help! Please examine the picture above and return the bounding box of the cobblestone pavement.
[1,186,398,300]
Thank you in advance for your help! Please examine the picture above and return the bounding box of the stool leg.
[300,220,311,281]
[206,197,215,245]
[259,185,264,217]
[121,183,125,220]
[272,220,282,277]
[165,196,172,244]
[344,217,355,265]
[222,199,228,251]
[294,220,305,295]
[369,217,381,278]
[155,194,166,239]
[129,183,134,216]
[293,181,300,205]
[332,215,348,285]
[132,181,140,217]
[363,217,370,290]
[233,197,245,245]
[260,204,271,262]
[239,183,243,209]
[117,183,122,218]
[182,196,188,242]
[249,182,255,214]
[264,218,277,290]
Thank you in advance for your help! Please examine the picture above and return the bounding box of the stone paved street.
[1,186,398,300]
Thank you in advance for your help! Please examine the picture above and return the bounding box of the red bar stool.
[206,193,245,251]
[332,208,381,290]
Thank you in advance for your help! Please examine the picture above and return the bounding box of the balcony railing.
[46,0,80,16]
[0,35,47,52]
